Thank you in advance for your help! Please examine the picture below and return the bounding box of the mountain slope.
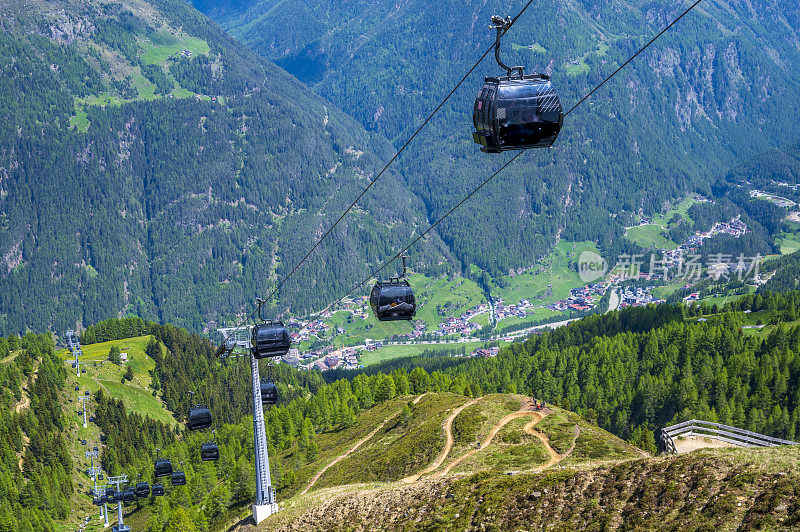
[0,0,454,334]
[254,446,800,531]
[197,0,800,274]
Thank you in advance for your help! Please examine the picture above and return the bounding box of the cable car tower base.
[219,326,279,525]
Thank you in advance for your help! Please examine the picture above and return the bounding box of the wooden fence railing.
[658,419,798,454]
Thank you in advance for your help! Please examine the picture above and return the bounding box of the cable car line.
[297,151,525,334]
[564,0,703,118]
[293,0,705,334]
[215,0,539,351]
[249,0,540,307]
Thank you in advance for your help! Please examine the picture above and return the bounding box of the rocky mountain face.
[0,0,452,333]
[197,0,800,272]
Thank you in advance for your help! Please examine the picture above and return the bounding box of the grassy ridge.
[313,393,469,489]
[59,335,176,426]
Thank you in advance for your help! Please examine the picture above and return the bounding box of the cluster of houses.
[493,299,531,320]
[547,283,610,312]
[280,346,362,372]
[470,346,500,359]
[660,217,749,269]
[620,286,663,308]
[435,312,483,337]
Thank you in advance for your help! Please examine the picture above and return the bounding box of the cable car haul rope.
[218,0,705,355]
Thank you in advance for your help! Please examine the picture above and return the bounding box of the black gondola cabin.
[370,279,416,321]
[154,458,172,478]
[187,405,212,431]
[135,481,150,499]
[122,489,135,504]
[201,442,219,461]
[152,484,165,497]
[473,74,563,153]
[260,379,278,405]
[251,322,291,359]
[171,470,186,486]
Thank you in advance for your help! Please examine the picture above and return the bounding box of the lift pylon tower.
[66,329,83,376]
[85,449,108,528]
[78,395,89,428]
[219,326,279,524]
[106,474,130,532]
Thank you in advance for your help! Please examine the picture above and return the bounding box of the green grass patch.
[511,42,547,54]
[69,108,89,132]
[625,224,678,250]
[281,397,411,496]
[138,31,210,65]
[411,274,486,332]
[565,62,590,76]
[313,393,469,489]
[359,341,493,367]
[652,196,698,226]
[452,404,486,444]
[778,235,800,255]
[536,412,577,454]
[98,380,175,426]
[59,335,176,426]
[492,241,599,305]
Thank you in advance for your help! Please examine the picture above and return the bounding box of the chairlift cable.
[299,151,525,332]
[252,0,540,307]
[216,0,539,353]
[564,0,704,118]
[296,0,704,334]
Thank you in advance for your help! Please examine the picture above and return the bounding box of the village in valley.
[270,201,757,373]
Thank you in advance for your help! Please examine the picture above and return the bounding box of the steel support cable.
[296,0,705,335]
[299,151,526,331]
[216,0,538,351]
[564,0,704,118]
[258,0,539,307]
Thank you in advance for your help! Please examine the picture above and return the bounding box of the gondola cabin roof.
[152,484,165,497]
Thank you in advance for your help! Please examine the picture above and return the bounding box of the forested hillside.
[0,334,73,532]
[0,0,453,335]
[198,0,800,273]
[6,291,800,529]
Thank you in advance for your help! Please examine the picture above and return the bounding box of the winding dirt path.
[302,395,426,495]
[14,388,30,413]
[301,420,389,496]
[437,410,545,477]
[523,416,561,470]
[401,398,478,483]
